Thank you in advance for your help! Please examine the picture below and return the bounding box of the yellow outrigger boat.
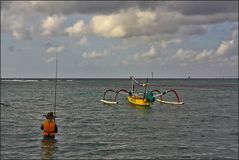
[100,76,184,107]
[128,95,150,106]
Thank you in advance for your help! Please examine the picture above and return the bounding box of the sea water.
[1,79,238,159]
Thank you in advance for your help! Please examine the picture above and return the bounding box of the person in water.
[41,112,58,138]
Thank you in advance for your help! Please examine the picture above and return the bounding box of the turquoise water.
[1,79,238,159]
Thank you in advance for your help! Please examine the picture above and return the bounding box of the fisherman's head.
[46,112,54,119]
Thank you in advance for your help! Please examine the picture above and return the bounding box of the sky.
[1,1,238,78]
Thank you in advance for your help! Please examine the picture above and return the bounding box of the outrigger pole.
[131,76,134,94]
[53,52,58,120]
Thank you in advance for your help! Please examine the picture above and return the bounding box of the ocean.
[1,79,238,159]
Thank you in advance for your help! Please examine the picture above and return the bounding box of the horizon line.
[1,77,238,80]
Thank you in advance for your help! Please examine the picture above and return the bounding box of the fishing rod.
[53,52,58,120]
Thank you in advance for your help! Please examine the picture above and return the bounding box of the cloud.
[65,20,86,36]
[173,28,238,65]
[174,49,198,62]
[141,47,157,59]
[232,28,238,39]
[179,25,207,35]
[46,45,65,54]
[91,17,125,38]
[215,28,238,57]
[167,1,238,16]
[87,6,237,38]
[136,10,157,27]
[29,1,138,15]
[1,1,36,40]
[1,12,32,40]
[46,57,56,64]
[195,49,214,61]
[2,1,238,40]
[134,46,157,60]
[28,1,238,17]
[41,15,66,36]
[11,25,32,40]
[215,40,236,56]
[45,45,65,64]
[38,2,236,39]
[78,36,89,45]
[160,38,181,48]
[90,9,157,38]
[174,47,225,64]
[82,50,108,59]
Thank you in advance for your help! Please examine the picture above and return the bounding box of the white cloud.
[174,49,197,61]
[82,50,108,59]
[41,15,66,36]
[11,23,32,40]
[174,48,214,63]
[45,45,65,64]
[90,14,126,38]
[141,47,157,59]
[1,2,33,40]
[136,10,157,27]
[77,36,89,45]
[65,20,86,37]
[195,49,213,61]
[214,28,238,57]
[215,40,235,56]
[46,45,65,54]
[134,46,157,60]
[46,57,56,63]
[173,28,238,65]
[90,9,157,38]
[160,38,181,48]
[2,1,238,40]
[88,7,237,38]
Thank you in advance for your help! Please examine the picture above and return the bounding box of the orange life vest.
[42,119,56,137]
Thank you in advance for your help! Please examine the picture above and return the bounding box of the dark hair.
[49,112,54,117]
[46,112,54,118]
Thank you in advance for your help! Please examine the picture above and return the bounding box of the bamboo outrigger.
[100,76,184,107]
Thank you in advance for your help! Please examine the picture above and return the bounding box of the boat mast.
[144,78,148,96]
[131,76,134,94]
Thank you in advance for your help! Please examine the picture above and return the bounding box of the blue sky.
[1,1,238,78]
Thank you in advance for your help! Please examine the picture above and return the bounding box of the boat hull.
[127,96,150,106]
